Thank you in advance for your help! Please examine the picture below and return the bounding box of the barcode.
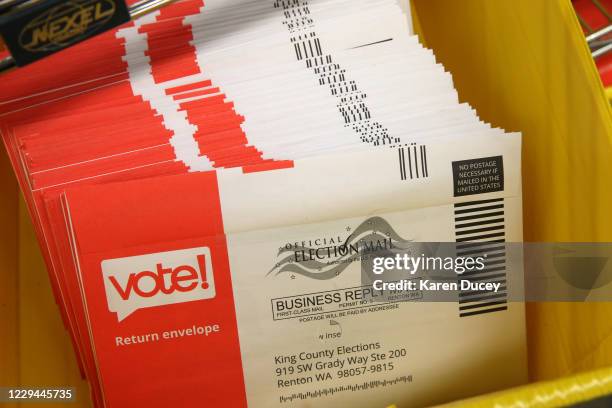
[454,198,507,317]
[398,144,428,180]
[279,375,412,403]
[275,0,400,146]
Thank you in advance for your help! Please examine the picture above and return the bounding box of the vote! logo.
[102,247,215,321]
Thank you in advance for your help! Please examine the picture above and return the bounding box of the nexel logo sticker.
[102,247,215,322]
[19,0,117,52]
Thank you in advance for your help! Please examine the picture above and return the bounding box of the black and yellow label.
[0,0,130,66]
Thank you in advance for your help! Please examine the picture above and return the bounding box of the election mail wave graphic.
[268,216,413,280]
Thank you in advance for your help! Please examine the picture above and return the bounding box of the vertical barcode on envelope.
[398,144,428,180]
[454,198,508,317]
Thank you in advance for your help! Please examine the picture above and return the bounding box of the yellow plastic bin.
[412,0,612,385]
[434,367,612,407]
